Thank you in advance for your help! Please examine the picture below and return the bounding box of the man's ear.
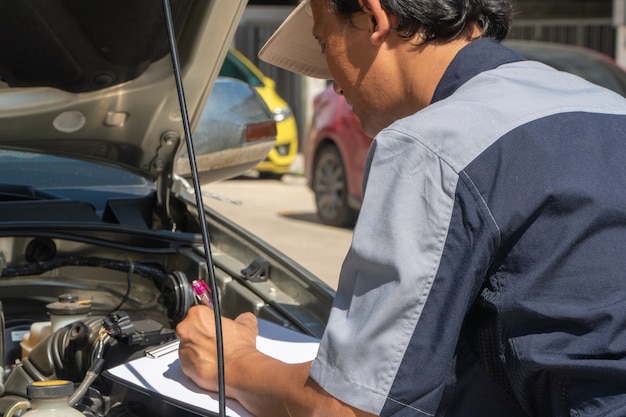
[359,0,393,45]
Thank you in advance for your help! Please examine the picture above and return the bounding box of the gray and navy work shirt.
[309,39,626,416]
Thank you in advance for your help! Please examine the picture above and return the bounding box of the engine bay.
[0,226,332,417]
[0,234,202,416]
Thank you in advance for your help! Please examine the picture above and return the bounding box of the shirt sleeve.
[309,128,499,416]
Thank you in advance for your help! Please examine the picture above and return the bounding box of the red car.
[304,40,626,227]
[303,84,373,227]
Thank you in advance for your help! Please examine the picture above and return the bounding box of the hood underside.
[0,0,248,180]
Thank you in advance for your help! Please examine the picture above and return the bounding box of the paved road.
[202,173,353,289]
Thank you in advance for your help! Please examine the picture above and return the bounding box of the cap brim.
[258,0,332,79]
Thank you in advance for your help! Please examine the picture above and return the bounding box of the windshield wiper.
[0,183,60,201]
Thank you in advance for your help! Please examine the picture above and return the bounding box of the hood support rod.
[161,1,227,416]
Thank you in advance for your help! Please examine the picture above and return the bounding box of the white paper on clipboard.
[104,319,320,417]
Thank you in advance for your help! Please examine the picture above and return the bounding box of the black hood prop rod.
[161,1,227,416]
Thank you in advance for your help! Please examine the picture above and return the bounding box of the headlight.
[276,144,290,156]
[272,107,292,123]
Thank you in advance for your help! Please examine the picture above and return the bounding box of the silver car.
[0,1,333,416]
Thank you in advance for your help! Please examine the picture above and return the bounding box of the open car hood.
[0,0,248,181]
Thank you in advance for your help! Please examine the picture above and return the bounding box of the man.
[177,0,626,415]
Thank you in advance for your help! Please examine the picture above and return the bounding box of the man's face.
[311,0,369,90]
[310,0,407,137]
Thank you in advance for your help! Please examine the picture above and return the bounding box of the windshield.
[0,150,154,214]
[0,150,150,189]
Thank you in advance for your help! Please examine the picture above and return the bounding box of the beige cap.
[258,0,332,79]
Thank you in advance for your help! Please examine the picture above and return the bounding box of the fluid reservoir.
[20,322,51,359]
[21,295,91,358]
[47,294,92,332]
[22,380,84,417]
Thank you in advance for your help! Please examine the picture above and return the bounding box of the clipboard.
[103,319,320,417]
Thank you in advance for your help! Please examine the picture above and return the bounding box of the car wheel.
[257,171,284,180]
[313,145,358,227]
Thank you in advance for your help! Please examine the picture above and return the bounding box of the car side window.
[219,52,264,87]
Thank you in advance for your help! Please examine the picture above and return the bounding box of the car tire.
[313,145,358,227]
[257,171,284,180]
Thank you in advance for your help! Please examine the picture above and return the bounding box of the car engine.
[0,234,204,417]
[0,226,289,417]
[0,172,333,417]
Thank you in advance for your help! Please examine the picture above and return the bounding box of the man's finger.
[234,312,258,331]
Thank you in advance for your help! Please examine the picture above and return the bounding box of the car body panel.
[0,0,248,181]
[175,77,276,184]
[305,86,372,206]
[220,49,299,176]
[304,84,372,226]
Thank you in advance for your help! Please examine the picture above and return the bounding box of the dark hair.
[328,0,513,42]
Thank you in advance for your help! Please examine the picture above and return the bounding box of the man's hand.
[176,306,377,417]
[176,306,258,393]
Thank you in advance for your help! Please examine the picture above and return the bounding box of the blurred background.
[233,0,625,150]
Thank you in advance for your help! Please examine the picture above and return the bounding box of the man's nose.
[332,82,343,96]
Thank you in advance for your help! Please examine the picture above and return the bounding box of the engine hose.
[50,329,65,373]
[68,357,105,407]
[21,358,47,381]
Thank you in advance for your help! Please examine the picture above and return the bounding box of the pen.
[191,279,214,308]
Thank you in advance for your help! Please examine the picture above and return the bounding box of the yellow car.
[220,49,298,178]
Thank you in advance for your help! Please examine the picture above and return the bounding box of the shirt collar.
[431,38,524,104]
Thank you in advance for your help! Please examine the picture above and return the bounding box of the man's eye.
[320,42,326,54]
